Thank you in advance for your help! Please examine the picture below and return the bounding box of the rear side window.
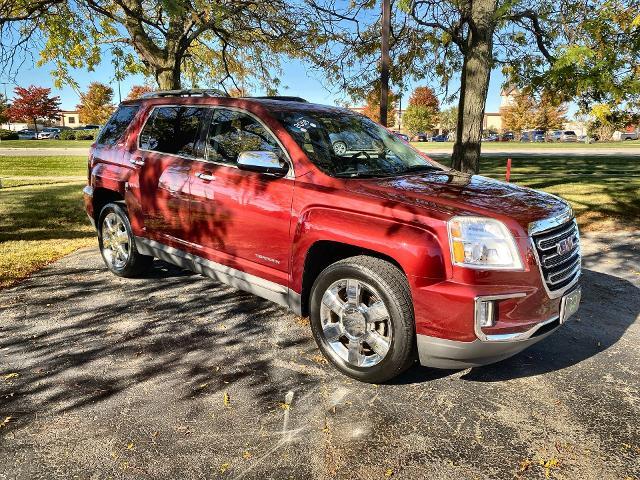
[97,106,139,146]
[139,106,206,157]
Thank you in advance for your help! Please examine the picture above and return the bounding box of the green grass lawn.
[430,153,640,231]
[0,139,94,148]
[413,140,640,149]
[0,152,637,288]
[0,155,94,287]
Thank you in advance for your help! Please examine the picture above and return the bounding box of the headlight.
[447,216,523,270]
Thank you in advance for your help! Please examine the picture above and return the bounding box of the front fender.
[290,206,447,294]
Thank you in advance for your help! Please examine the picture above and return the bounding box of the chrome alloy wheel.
[319,278,392,368]
[101,212,130,269]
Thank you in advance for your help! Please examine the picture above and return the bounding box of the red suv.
[83,90,582,382]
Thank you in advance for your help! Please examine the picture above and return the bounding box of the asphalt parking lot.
[0,232,638,479]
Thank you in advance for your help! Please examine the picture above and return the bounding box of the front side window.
[139,106,206,156]
[273,110,442,178]
[97,105,139,146]
[206,109,283,165]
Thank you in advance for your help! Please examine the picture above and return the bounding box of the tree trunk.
[33,117,38,136]
[379,0,391,126]
[155,61,182,90]
[451,0,497,174]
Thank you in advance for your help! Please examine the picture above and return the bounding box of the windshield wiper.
[400,164,442,174]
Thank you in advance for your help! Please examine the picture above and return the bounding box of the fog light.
[476,300,496,328]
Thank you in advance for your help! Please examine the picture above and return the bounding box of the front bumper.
[416,316,560,369]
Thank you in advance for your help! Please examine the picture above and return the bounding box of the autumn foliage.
[7,85,61,134]
[125,85,154,100]
[77,82,115,124]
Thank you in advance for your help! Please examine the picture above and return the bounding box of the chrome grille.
[532,219,581,293]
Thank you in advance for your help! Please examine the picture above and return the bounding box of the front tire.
[98,203,153,277]
[309,256,416,383]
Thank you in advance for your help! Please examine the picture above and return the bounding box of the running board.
[135,237,302,315]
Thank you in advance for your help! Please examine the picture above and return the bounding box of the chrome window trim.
[136,104,295,179]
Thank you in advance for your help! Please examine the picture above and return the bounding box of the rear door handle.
[130,157,145,166]
[195,171,215,181]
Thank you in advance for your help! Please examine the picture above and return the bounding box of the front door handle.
[195,171,215,181]
[130,157,145,166]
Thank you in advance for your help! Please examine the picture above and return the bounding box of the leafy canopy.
[77,82,114,124]
[7,86,61,127]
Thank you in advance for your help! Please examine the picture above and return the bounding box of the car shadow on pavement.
[0,256,316,436]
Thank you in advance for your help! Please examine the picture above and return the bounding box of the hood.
[352,170,569,236]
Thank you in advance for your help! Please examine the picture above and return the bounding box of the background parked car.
[413,132,429,142]
[613,130,639,141]
[37,127,62,139]
[431,134,448,142]
[520,130,545,142]
[559,130,577,142]
[75,124,102,131]
[500,132,514,141]
[482,133,500,142]
[17,129,37,140]
[392,132,410,142]
[329,131,379,155]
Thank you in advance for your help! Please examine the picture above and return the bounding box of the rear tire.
[309,256,416,383]
[98,203,153,277]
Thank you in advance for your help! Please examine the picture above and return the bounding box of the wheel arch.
[92,187,125,224]
[293,207,448,316]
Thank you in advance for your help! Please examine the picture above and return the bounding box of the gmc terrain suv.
[83,89,582,383]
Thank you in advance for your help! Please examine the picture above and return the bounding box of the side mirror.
[237,151,289,176]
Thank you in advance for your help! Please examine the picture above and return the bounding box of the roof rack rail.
[141,88,228,99]
[249,96,308,103]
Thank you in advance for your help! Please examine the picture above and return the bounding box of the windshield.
[273,110,443,178]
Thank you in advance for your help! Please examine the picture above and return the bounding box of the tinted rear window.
[97,106,139,146]
[139,106,207,156]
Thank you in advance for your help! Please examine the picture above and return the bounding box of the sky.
[2,50,508,113]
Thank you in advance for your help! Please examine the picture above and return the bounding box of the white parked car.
[37,127,62,139]
[613,130,639,141]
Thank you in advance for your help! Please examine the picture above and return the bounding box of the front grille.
[532,220,581,292]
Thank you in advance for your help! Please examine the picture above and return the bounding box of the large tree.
[125,85,153,101]
[77,82,115,124]
[501,90,567,133]
[362,88,397,127]
[403,86,440,134]
[7,85,61,134]
[307,0,640,173]
[0,1,316,90]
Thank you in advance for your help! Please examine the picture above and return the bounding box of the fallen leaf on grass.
[242,450,251,459]
[539,458,559,478]
[278,402,290,410]
[127,442,134,450]
[3,373,19,381]
[223,392,230,407]
[220,463,230,473]
[519,459,532,472]
[384,468,394,477]
[0,416,12,428]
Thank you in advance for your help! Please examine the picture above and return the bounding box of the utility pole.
[1,81,10,130]
[379,0,391,127]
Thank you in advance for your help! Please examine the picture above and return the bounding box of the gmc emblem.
[557,236,575,255]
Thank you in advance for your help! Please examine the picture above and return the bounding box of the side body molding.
[135,237,302,313]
